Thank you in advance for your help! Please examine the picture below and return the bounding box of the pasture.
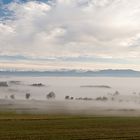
[0,113,140,139]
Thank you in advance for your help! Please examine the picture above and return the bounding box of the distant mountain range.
[0,69,140,77]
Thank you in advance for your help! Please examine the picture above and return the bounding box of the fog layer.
[0,76,140,116]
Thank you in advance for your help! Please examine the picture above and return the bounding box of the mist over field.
[0,76,140,116]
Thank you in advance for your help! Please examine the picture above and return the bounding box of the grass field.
[0,113,140,140]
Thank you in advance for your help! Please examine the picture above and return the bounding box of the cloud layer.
[0,0,140,70]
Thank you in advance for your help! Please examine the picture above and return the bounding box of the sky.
[0,0,140,71]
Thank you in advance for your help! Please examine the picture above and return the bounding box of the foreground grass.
[0,113,140,139]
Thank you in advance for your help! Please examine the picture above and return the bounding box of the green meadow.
[0,113,140,140]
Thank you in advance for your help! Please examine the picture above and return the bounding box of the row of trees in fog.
[8,91,56,100]
[6,90,140,102]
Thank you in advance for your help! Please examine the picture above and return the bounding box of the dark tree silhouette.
[10,94,15,99]
[70,97,74,100]
[65,96,69,100]
[46,91,55,99]
[26,93,30,99]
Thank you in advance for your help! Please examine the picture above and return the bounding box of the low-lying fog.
[0,76,140,116]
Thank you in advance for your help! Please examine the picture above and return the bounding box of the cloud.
[0,0,140,70]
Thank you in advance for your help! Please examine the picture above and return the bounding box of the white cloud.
[1,0,140,70]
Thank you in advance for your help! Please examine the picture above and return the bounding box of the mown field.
[0,113,140,140]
